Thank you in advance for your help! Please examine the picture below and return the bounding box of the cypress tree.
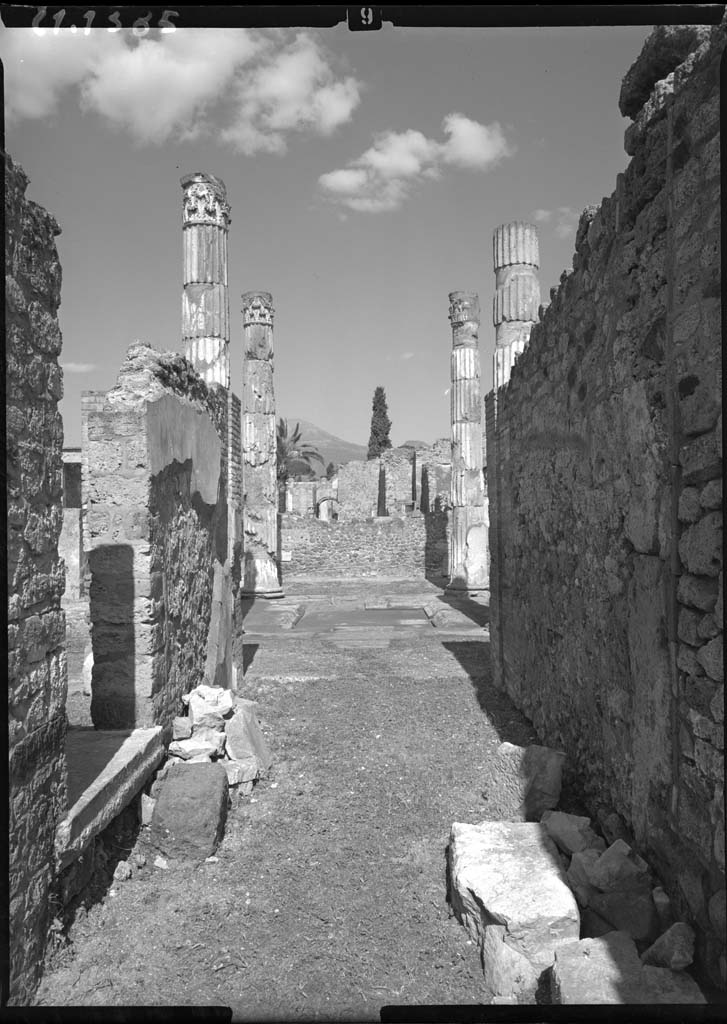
[367,386,392,459]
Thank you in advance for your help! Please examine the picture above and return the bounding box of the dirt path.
[37,586,545,1018]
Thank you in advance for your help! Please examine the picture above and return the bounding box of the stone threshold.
[55,726,165,871]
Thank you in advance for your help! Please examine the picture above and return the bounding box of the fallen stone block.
[551,931,643,1003]
[141,793,156,826]
[190,726,227,756]
[587,839,651,892]
[223,755,259,787]
[150,762,228,862]
[449,821,579,1002]
[579,907,615,939]
[183,683,234,729]
[484,743,565,821]
[172,716,192,741]
[641,964,706,1003]
[566,848,601,907]
[589,884,658,943]
[225,701,273,772]
[651,886,674,932]
[541,810,606,855]
[168,737,219,761]
[641,922,695,971]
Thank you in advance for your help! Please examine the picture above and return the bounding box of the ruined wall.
[337,459,381,519]
[84,345,238,733]
[281,512,450,580]
[487,25,724,986]
[6,153,69,1003]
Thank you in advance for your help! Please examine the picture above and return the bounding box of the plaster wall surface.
[83,346,238,733]
[6,152,69,1004]
[486,23,724,987]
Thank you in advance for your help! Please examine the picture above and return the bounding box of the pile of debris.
[449,741,706,1005]
[168,683,273,797]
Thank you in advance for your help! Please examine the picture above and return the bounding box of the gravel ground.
[36,587,558,1018]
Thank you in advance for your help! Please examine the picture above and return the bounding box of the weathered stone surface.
[149,762,228,861]
[678,573,719,611]
[113,859,133,881]
[697,635,723,682]
[449,821,579,1002]
[183,683,234,727]
[589,887,658,944]
[172,717,192,740]
[652,886,674,932]
[700,477,722,510]
[56,727,163,870]
[223,755,259,786]
[587,839,650,892]
[641,922,695,971]
[580,907,615,939]
[550,930,706,1003]
[541,810,606,855]
[619,25,711,118]
[141,793,155,826]
[168,737,219,761]
[485,743,565,821]
[224,702,273,772]
[567,848,602,907]
[679,512,722,578]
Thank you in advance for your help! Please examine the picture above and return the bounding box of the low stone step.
[449,820,580,1002]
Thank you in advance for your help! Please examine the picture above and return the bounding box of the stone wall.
[487,24,724,987]
[337,459,381,519]
[84,344,239,732]
[281,512,450,581]
[6,153,69,1003]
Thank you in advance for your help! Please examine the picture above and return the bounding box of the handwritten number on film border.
[30,8,180,35]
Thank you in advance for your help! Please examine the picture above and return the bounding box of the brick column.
[181,172,231,387]
[447,291,488,593]
[241,291,283,597]
[493,222,540,390]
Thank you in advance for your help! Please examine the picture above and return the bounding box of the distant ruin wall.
[281,512,450,580]
[6,153,69,1004]
[84,346,238,732]
[487,25,724,986]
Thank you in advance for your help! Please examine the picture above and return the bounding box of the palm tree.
[276,419,325,484]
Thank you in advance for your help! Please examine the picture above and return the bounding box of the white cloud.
[0,28,361,153]
[531,206,579,239]
[401,351,415,360]
[64,362,98,374]
[319,114,513,213]
[221,33,361,154]
[441,113,513,170]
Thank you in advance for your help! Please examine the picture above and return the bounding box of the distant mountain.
[283,417,368,469]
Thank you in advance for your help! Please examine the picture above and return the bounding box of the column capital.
[181,172,231,229]
[448,291,480,327]
[242,291,274,328]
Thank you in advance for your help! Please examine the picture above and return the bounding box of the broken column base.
[241,554,283,598]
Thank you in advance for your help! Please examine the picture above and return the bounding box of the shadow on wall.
[88,544,136,729]
[442,640,538,748]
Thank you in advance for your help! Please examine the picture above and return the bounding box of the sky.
[2,10,658,448]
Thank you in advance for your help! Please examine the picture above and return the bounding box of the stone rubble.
[450,790,707,1003]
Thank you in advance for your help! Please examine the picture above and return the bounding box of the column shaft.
[492,222,540,391]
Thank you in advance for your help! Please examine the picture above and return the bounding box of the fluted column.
[241,291,283,597]
[447,291,488,593]
[181,172,231,387]
[493,222,540,390]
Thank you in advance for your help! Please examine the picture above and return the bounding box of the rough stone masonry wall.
[84,345,235,733]
[486,25,724,986]
[6,153,69,1003]
[281,512,450,580]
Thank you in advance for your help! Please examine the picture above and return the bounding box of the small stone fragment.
[168,737,218,761]
[589,886,658,943]
[641,922,695,971]
[150,762,228,862]
[225,703,273,773]
[485,742,565,821]
[154,855,168,870]
[652,886,674,931]
[566,848,602,905]
[183,683,234,729]
[113,860,132,881]
[82,649,93,696]
[580,907,615,939]
[134,853,147,869]
[224,755,259,786]
[141,793,156,827]
[191,727,227,756]
[172,716,192,741]
[587,839,650,891]
[541,810,606,855]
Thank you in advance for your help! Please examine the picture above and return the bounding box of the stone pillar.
[241,291,283,597]
[493,222,540,390]
[447,291,488,593]
[181,172,231,387]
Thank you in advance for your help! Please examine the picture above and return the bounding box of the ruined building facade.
[486,24,724,986]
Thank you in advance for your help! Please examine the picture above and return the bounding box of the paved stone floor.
[38,578,545,1015]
